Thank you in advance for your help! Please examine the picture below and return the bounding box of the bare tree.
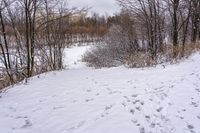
[0,1,13,82]
[117,0,166,59]
[191,0,200,43]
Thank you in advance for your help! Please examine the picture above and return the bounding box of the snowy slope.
[0,46,200,133]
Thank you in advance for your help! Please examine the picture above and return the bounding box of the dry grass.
[126,42,200,68]
[0,75,12,90]
[83,41,200,68]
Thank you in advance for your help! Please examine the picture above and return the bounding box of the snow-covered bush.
[82,25,137,68]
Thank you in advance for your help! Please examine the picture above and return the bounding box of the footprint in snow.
[154,86,164,90]
[140,101,144,105]
[132,100,140,104]
[8,107,16,112]
[182,109,187,112]
[96,104,114,120]
[105,105,113,111]
[121,102,126,107]
[176,115,184,120]
[68,121,86,131]
[77,121,85,128]
[106,88,112,91]
[156,107,163,112]
[130,109,135,115]
[21,119,32,128]
[169,85,175,88]
[85,98,94,102]
[187,124,194,130]
[91,79,98,84]
[149,98,153,101]
[180,116,184,120]
[193,83,199,88]
[102,84,109,87]
[123,96,131,102]
[53,106,65,110]
[139,127,145,133]
[131,119,138,124]
[160,115,170,122]
[145,115,150,119]
[72,100,77,103]
[190,101,199,108]
[109,91,121,95]
[195,88,200,93]
[86,89,92,92]
[127,80,133,84]
[15,116,28,119]
[131,94,138,98]
[190,73,195,76]
[132,100,144,106]
[150,123,156,128]
[136,123,141,127]
[163,93,168,97]
[135,106,141,111]
[39,99,46,103]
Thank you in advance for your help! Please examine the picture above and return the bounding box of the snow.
[63,45,91,69]
[0,45,200,133]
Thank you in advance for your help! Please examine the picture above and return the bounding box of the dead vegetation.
[83,0,200,68]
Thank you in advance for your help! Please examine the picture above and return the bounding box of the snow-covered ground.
[0,45,200,133]
[63,45,91,69]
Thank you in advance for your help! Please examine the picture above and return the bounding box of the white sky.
[68,0,120,16]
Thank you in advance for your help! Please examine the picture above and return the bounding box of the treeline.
[0,0,71,89]
[69,13,109,44]
[65,13,120,44]
[0,0,111,89]
[83,0,200,68]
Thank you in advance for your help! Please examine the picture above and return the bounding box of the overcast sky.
[68,0,120,16]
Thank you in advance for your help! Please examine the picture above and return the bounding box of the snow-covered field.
[0,45,200,133]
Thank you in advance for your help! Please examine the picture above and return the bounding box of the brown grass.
[126,42,200,68]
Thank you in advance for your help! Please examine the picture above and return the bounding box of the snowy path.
[0,46,200,133]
